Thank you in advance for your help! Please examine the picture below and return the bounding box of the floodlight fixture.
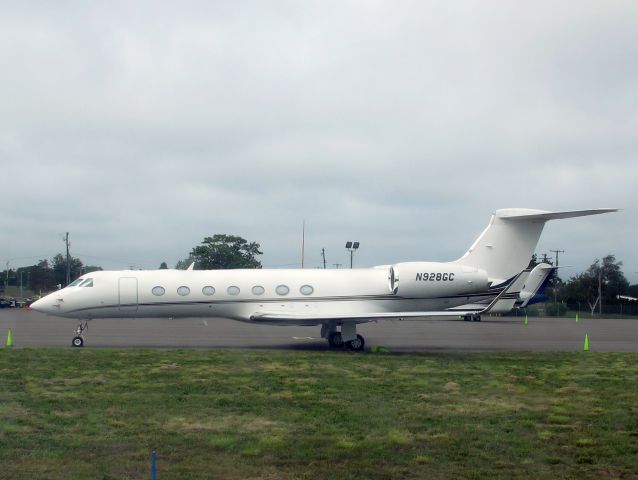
[345,240,360,269]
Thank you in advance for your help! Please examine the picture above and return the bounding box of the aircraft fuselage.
[32,264,492,324]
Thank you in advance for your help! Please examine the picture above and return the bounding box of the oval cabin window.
[177,286,190,296]
[202,286,215,296]
[300,285,314,295]
[275,285,290,296]
[152,286,165,296]
[252,286,265,295]
[227,286,240,296]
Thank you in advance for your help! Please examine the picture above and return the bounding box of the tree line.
[0,234,261,295]
[532,254,637,315]
[1,255,102,294]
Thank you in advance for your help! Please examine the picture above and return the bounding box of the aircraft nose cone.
[30,296,58,314]
[29,298,46,312]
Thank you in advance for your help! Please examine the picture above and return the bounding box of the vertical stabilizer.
[452,208,617,283]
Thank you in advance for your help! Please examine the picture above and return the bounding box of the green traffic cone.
[583,333,589,352]
[7,330,13,347]
[524,315,528,325]
[576,312,579,323]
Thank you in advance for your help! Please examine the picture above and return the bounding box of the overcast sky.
[1,1,636,282]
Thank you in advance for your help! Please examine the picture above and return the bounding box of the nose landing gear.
[72,321,88,347]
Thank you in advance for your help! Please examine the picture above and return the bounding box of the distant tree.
[190,234,262,269]
[563,272,597,313]
[52,254,84,286]
[527,253,539,269]
[563,255,629,315]
[28,260,55,292]
[175,256,195,270]
[159,262,168,269]
[83,265,103,274]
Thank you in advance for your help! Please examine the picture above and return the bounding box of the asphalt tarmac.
[0,309,638,352]
[1,309,637,352]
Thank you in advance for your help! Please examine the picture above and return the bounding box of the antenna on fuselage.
[187,262,195,271]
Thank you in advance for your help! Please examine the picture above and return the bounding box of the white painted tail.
[453,208,617,284]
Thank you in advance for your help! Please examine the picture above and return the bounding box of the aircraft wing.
[251,269,525,324]
[249,310,468,323]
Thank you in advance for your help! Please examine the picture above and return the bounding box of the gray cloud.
[1,1,636,281]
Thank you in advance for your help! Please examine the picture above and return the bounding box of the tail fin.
[453,208,617,284]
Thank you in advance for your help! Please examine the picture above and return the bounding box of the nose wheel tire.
[72,336,84,347]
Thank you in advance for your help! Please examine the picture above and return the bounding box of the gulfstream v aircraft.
[31,208,616,350]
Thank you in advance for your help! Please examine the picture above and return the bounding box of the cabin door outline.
[118,277,138,311]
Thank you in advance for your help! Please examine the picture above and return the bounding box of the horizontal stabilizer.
[497,208,618,221]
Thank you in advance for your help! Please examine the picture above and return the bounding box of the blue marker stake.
[152,450,157,480]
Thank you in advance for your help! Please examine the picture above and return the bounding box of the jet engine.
[388,262,489,298]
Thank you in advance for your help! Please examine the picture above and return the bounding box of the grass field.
[1,349,637,479]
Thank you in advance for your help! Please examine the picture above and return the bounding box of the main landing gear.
[72,321,89,347]
[321,322,365,351]
[463,314,482,322]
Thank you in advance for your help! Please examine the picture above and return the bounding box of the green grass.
[1,349,637,479]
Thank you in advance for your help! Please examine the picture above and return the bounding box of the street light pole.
[345,241,360,269]
[550,249,565,312]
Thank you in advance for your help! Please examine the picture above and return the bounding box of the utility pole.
[321,248,326,269]
[333,263,342,269]
[549,249,565,311]
[64,232,71,286]
[598,266,603,316]
[550,249,564,269]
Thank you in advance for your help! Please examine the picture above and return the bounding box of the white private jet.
[30,208,616,350]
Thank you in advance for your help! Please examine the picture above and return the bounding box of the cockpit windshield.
[68,278,84,287]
